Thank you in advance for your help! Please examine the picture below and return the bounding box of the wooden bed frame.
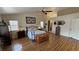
[35,32,49,44]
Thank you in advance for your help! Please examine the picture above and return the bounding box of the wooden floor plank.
[3,33,79,51]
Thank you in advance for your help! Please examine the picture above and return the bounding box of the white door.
[60,19,71,37]
[52,19,57,34]
[70,19,79,40]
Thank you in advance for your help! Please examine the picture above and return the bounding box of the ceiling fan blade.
[42,10,45,12]
[45,11,52,12]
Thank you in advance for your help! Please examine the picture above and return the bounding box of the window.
[40,21,44,28]
[9,20,19,31]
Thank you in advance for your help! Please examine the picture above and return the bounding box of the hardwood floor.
[2,33,79,51]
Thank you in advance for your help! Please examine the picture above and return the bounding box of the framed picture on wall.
[26,17,36,24]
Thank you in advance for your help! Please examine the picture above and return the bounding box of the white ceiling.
[0,7,68,14]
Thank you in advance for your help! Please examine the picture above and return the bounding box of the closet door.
[70,19,79,40]
[60,19,70,37]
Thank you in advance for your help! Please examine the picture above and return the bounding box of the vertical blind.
[9,20,19,31]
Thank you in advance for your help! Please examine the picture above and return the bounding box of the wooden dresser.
[17,30,25,39]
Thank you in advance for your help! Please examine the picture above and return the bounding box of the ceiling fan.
[41,9,52,14]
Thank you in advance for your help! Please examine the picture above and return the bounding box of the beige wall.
[1,12,47,39]
[1,11,57,31]
[1,12,47,30]
[47,11,57,20]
